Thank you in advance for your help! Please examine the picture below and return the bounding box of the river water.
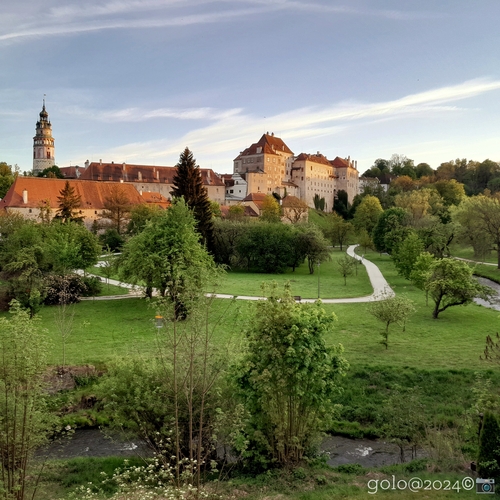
[474,276,500,311]
[39,429,418,468]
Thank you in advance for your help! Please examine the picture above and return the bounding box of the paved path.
[80,245,394,303]
[454,256,497,266]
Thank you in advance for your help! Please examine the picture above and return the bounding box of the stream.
[474,276,500,311]
[39,429,420,468]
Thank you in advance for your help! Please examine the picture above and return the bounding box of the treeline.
[213,219,329,273]
[0,214,102,315]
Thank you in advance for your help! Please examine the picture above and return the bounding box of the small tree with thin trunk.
[0,301,52,500]
[369,294,415,349]
[337,254,356,285]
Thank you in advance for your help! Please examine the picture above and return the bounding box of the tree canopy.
[171,147,214,250]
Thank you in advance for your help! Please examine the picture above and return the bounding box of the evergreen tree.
[478,412,500,481]
[55,181,83,223]
[171,148,214,250]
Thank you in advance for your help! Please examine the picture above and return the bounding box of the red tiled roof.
[139,191,171,209]
[235,133,293,160]
[82,163,224,186]
[295,152,332,166]
[243,192,267,202]
[1,177,144,210]
[330,156,352,168]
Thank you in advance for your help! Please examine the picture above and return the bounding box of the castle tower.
[33,99,55,174]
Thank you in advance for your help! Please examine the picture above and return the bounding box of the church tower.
[33,99,55,174]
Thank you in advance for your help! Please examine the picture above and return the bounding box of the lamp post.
[317,260,321,298]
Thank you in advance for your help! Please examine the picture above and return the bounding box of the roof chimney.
[85,160,89,169]
[22,189,28,204]
[122,162,126,171]
[99,159,102,166]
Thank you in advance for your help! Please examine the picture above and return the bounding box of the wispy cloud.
[89,78,500,167]
[0,0,445,42]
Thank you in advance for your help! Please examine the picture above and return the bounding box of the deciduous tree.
[0,301,52,499]
[100,185,132,235]
[353,195,383,235]
[424,258,492,319]
[237,284,348,466]
[369,295,415,348]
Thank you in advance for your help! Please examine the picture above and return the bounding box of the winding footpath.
[81,245,394,304]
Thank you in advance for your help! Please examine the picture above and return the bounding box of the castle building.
[231,133,359,212]
[33,100,55,174]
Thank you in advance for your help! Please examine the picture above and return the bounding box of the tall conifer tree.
[56,181,83,223]
[171,147,214,250]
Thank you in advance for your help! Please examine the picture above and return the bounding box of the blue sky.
[2,0,500,175]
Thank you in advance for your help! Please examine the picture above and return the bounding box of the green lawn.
[19,249,498,370]
[219,249,371,298]
[449,242,497,264]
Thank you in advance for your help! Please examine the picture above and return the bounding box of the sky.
[1,0,500,176]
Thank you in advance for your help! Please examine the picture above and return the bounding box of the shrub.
[44,273,87,305]
[80,275,103,297]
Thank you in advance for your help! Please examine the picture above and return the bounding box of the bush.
[44,274,87,305]
[80,276,103,297]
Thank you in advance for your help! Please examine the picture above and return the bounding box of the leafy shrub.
[80,276,103,297]
[44,274,87,305]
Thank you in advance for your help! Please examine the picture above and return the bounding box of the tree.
[227,203,245,221]
[282,196,308,224]
[37,165,63,179]
[353,195,383,235]
[392,232,424,280]
[453,195,500,267]
[313,193,325,211]
[409,252,434,306]
[415,162,434,179]
[432,179,465,206]
[337,254,356,285]
[127,204,161,236]
[325,212,354,251]
[0,301,52,499]
[119,199,217,315]
[171,147,214,250]
[44,221,100,274]
[100,185,132,235]
[236,223,296,273]
[424,258,493,319]
[372,207,409,254]
[55,181,83,223]
[477,412,500,483]
[369,295,415,349]
[261,195,281,223]
[298,224,330,274]
[381,387,425,462]
[237,284,348,466]
[0,162,15,199]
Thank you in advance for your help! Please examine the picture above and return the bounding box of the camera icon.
[477,478,495,494]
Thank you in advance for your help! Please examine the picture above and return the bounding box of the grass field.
[12,247,500,499]
[16,247,497,370]
[218,249,371,298]
[449,242,497,264]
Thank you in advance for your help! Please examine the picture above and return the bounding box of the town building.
[1,177,169,228]
[60,161,226,205]
[33,100,55,174]
[230,133,359,212]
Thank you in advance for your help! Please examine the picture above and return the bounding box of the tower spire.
[33,99,55,174]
